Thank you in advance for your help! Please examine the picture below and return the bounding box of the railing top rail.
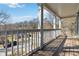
[0,29,61,32]
[0,29,61,35]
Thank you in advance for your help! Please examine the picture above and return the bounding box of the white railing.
[0,29,61,56]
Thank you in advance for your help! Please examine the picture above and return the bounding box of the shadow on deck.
[29,36,79,56]
[30,35,67,56]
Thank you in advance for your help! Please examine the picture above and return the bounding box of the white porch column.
[38,6,41,29]
[38,4,44,49]
[59,20,61,35]
[53,16,56,29]
[53,16,56,38]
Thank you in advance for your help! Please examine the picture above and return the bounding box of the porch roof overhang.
[44,3,79,19]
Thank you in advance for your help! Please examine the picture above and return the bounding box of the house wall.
[61,17,76,37]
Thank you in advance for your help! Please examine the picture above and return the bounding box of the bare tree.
[0,10,10,46]
[0,10,10,24]
[29,18,39,29]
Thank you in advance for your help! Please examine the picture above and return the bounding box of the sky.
[0,3,38,23]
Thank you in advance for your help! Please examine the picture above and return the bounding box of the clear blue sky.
[0,3,38,23]
[0,3,38,16]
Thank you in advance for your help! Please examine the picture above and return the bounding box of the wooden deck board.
[31,36,66,56]
[59,38,79,56]
[59,52,79,56]
[32,50,54,56]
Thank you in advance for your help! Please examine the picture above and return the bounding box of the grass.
[0,44,3,48]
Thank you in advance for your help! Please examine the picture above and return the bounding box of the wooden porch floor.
[31,36,79,56]
[31,35,66,56]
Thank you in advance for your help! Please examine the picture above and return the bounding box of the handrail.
[0,29,61,34]
[0,28,61,56]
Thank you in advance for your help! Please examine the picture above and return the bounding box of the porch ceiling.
[45,3,79,19]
